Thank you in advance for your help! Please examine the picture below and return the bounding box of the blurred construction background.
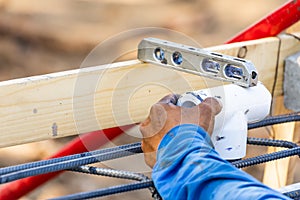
[0,0,298,199]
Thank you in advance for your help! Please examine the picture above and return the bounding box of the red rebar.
[0,125,133,200]
[226,0,300,43]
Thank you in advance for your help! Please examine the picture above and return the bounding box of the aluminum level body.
[138,38,258,87]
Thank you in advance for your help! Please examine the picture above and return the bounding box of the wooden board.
[0,34,297,147]
[272,33,300,97]
[286,20,300,34]
[262,96,296,188]
[262,32,300,188]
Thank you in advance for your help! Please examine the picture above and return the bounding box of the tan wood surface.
[287,20,300,34]
[0,34,298,147]
[262,31,300,188]
[272,33,300,97]
[262,96,296,188]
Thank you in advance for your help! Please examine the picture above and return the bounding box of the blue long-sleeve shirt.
[152,124,290,200]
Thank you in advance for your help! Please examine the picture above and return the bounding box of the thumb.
[201,97,222,115]
[198,97,222,134]
[157,94,180,105]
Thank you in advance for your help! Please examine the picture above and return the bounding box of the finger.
[157,94,180,105]
[197,98,222,134]
[140,103,168,138]
[141,140,145,152]
[140,115,151,127]
[149,103,168,132]
[139,116,150,136]
[197,102,213,133]
[201,97,222,115]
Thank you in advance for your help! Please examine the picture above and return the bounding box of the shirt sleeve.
[152,124,291,200]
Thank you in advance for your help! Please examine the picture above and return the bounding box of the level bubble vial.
[172,51,183,65]
[202,58,220,74]
[224,64,244,79]
[252,71,257,79]
[154,47,165,61]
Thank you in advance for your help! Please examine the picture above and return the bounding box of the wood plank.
[272,33,300,97]
[0,36,283,147]
[286,122,300,185]
[286,21,300,33]
[262,96,296,188]
[262,32,300,188]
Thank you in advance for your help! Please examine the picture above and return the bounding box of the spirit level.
[138,38,258,88]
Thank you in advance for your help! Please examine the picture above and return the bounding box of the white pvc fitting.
[177,82,272,160]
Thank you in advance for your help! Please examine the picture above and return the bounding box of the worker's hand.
[140,94,222,168]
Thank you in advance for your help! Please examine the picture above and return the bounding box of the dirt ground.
[0,0,298,199]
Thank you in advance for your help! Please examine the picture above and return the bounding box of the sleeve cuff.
[157,124,213,151]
